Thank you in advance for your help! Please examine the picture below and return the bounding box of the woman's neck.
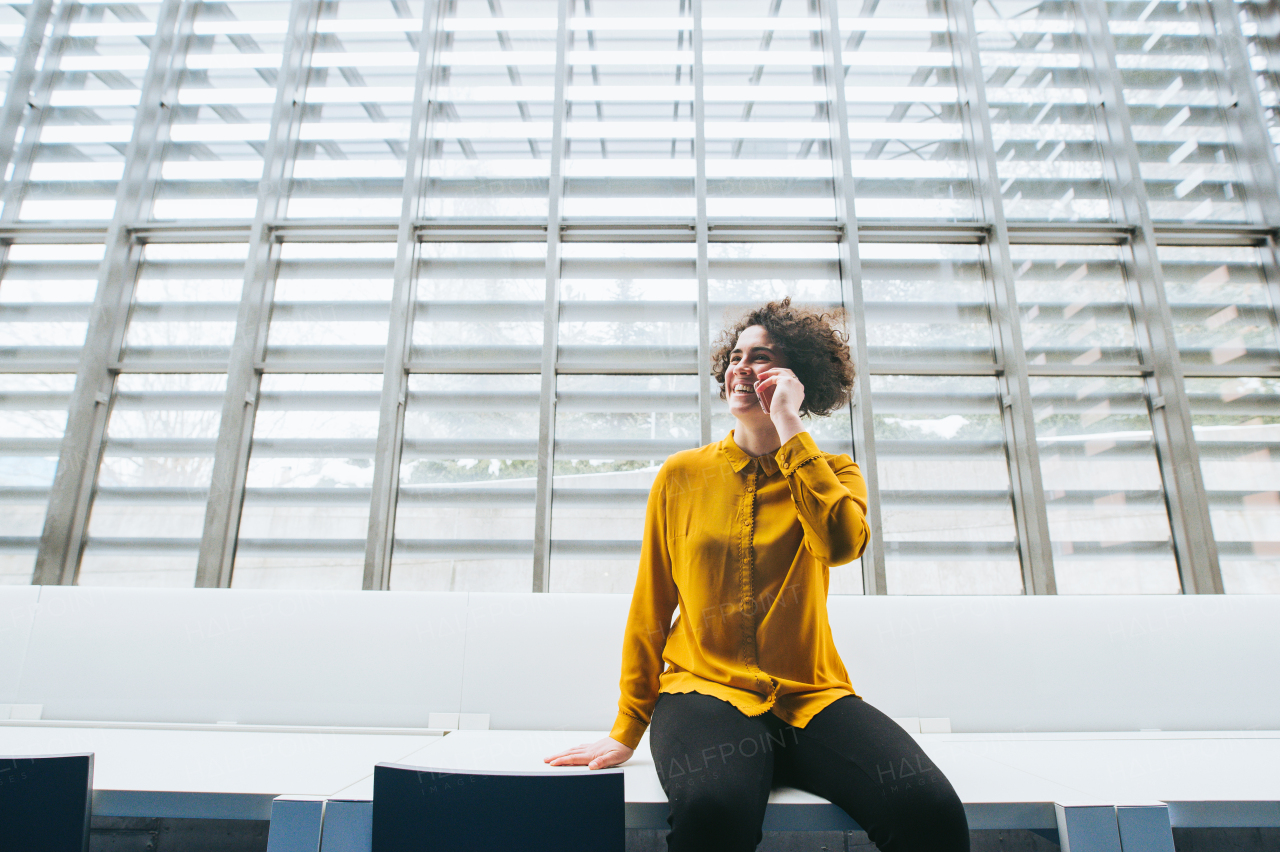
[733,418,782,458]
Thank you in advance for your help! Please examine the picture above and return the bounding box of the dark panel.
[89,817,270,852]
[1172,827,1280,852]
[0,753,93,852]
[372,763,624,852]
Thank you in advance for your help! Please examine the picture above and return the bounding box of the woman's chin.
[728,399,769,422]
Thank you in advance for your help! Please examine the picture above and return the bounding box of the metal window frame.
[1205,0,1280,381]
[195,0,323,588]
[818,0,887,595]
[8,0,1276,594]
[0,0,65,336]
[1077,0,1224,594]
[0,0,52,164]
[694,0,712,448]
[0,0,60,220]
[363,0,444,592]
[1207,0,1280,229]
[947,0,1057,594]
[33,0,194,584]
[531,0,570,593]
[10,219,1280,250]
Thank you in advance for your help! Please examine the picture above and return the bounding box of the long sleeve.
[775,431,869,566]
[609,469,679,750]
[604,431,864,747]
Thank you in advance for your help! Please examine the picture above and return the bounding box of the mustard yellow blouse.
[609,430,871,751]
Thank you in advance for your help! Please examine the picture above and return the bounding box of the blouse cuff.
[774,430,823,477]
[609,712,648,751]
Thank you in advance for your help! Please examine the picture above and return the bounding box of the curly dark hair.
[711,297,855,418]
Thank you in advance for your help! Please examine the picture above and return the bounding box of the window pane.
[564,1,695,219]
[1106,0,1249,223]
[22,0,165,221]
[122,243,246,368]
[861,242,994,369]
[1237,0,1280,167]
[233,373,380,589]
[411,241,546,370]
[1159,244,1277,372]
[265,242,394,370]
[79,374,225,587]
[558,242,697,372]
[392,373,539,591]
[703,2,834,219]
[1013,244,1138,368]
[0,374,74,584]
[287,0,425,219]
[1031,375,1180,593]
[0,243,102,371]
[839,0,975,220]
[708,241,842,304]
[871,374,1022,594]
[425,0,557,219]
[0,1,28,95]
[551,374,698,592]
[155,0,292,220]
[1186,376,1280,593]
[976,0,1114,221]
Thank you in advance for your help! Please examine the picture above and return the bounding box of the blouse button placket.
[739,465,768,694]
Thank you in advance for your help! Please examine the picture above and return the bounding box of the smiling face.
[725,325,789,423]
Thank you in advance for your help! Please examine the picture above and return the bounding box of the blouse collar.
[719,430,781,476]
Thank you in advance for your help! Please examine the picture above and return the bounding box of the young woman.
[545,299,969,852]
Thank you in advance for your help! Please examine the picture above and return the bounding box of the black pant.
[649,692,970,852]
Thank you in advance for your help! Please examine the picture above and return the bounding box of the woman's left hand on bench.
[544,736,634,770]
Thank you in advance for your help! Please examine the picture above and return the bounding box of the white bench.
[1,586,1278,850]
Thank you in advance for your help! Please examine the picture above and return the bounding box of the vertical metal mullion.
[948,0,1056,594]
[1264,234,1280,362]
[1,1,76,222]
[694,0,710,445]
[531,0,570,593]
[819,0,885,595]
[32,0,189,584]
[364,0,442,591]
[1206,0,1280,436]
[0,0,66,438]
[1078,0,1223,594]
[1206,0,1280,228]
[195,0,320,588]
[0,0,56,190]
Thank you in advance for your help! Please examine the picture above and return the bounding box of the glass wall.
[0,243,99,581]
[80,373,225,586]
[12,0,165,222]
[393,373,540,590]
[4,0,1279,594]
